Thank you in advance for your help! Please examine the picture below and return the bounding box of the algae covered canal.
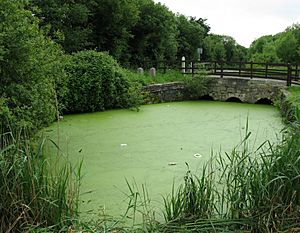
[46,101,283,218]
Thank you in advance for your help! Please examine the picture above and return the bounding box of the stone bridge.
[143,76,287,104]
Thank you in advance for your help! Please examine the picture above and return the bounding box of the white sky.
[153,0,300,48]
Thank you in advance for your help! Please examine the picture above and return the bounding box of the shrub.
[0,0,66,133]
[64,50,142,113]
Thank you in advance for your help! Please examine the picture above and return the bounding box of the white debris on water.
[193,153,202,158]
[168,162,177,166]
[120,144,128,147]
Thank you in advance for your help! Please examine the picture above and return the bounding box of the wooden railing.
[135,60,300,86]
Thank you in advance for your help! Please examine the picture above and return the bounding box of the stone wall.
[207,77,286,103]
[142,76,287,104]
[142,82,186,104]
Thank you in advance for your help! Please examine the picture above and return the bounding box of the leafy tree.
[176,15,207,60]
[129,0,178,64]
[248,35,281,63]
[276,31,299,64]
[89,0,140,63]
[203,34,226,61]
[29,0,92,53]
[0,0,65,132]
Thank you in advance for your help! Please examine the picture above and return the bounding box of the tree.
[176,15,206,60]
[30,0,92,53]
[0,0,65,132]
[248,35,280,63]
[276,31,299,64]
[203,34,226,61]
[129,0,178,64]
[90,0,140,63]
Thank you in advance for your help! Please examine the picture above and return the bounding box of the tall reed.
[162,122,300,232]
[0,129,82,232]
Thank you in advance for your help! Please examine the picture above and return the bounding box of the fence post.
[287,63,292,86]
[296,64,299,79]
[239,61,241,76]
[220,61,224,78]
[191,61,194,76]
[265,63,268,79]
[250,62,253,79]
[181,56,186,74]
[214,61,217,74]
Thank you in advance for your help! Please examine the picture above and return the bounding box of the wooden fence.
[136,60,300,86]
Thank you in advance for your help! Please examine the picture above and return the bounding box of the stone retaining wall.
[142,76,287,104]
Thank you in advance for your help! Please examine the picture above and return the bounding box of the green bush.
[0,0,66,133]
[64,50,142,113]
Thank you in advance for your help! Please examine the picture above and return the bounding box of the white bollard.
[181,56,186,74]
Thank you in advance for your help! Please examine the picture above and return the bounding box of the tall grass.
[162,122,300,232]
[0,129,82,232]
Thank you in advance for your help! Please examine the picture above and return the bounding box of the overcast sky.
[153,0,300,48]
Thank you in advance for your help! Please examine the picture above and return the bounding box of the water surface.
[46,101,283,218]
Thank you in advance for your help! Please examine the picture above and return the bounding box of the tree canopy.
[248,24,300,64]
[29,0,247,65]
[0,0,65,132]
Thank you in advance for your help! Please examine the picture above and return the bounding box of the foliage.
[129,0,178,63]
[176,15,207,60]
[203,34,247,62]
[184,75,212,99]
[0,131,82,232]
[0,0,66,133]
[30,0,244,66]
[248,24,300,64]
[64,50,142,113]
[90,0,140,63]
[29,0,93,53]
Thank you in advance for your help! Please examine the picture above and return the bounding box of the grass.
[127,69,184,86]
[160,121,300,232]
[0,129,82,232]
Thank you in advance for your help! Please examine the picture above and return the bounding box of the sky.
[153,0,300,48]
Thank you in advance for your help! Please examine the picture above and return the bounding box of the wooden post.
[296,65,299,80]
[250,62,253,79]
[214,61,217,74]
[239,61,242,76]
[191,61,194,76]
[287,63,292,86]
[265,63,268,79]
[220,61,224,78]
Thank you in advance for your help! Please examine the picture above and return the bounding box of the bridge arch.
[255,98,273,105]
[199,94,214,101]
[226,97,242,103]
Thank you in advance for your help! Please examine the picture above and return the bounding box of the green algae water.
[46,101,283,219]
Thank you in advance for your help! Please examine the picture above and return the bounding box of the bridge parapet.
[207,76,286,104]
[143,76,287,104]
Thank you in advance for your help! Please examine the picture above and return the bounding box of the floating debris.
[168,162,177,166]
[120,144,128,147]
[193,153,202,158]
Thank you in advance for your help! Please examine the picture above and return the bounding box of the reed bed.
[0,129,82,232]
[161,122,300,232]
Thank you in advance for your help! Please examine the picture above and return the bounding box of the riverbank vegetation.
[2,0,300,232]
